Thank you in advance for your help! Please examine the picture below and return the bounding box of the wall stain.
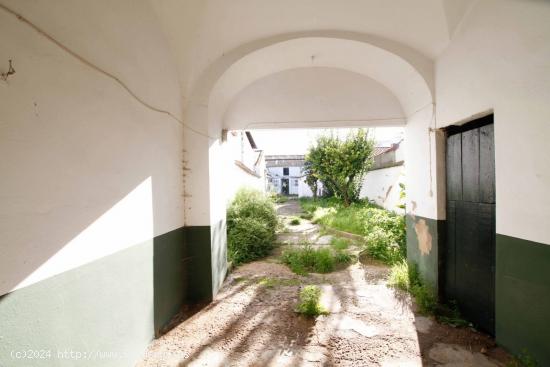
[414,218,432,256]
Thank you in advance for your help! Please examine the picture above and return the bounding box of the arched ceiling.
[208,37,432,131]
[151,0,476,99]
[225,67,405,130]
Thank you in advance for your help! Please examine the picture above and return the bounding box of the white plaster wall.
[0,0,185,295]
[225,68,404,129]
[222,132,265,201]
[404,106,442,220]
[360,166,405,213]
[436,0,550,245]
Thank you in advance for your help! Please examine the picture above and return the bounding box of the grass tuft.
[289,217,301,225]
[281,243,352,275]
[330,237,350,250]
[296,285,328,317]
[257,277,301,288]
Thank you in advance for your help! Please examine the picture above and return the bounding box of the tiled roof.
[265,155,305,167]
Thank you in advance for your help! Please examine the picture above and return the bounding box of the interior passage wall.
[435,1,550,363]
[0,1,187,365]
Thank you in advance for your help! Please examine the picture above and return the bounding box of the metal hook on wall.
[1,59,15,82]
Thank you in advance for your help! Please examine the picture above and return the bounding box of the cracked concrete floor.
[137,200,511,367]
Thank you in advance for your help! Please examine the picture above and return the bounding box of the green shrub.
[227,188,278,264]
[289,217,301,225]
[299,212,313,220]
[296,285,328,317]
[281,244,351,275]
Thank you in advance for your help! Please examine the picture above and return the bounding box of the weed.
[411,283,437,315]
[257,277,301,288]
[296,285,328,317]
[299,212,313,220]
[281,243,351,275]
[436,301,471,327]
[506,349,538,367]
[289,217,301,225]
[388,261,470,322]
[334,250,353,264]
[388,261,436,315]
[387,260,412,291]
[331,237,350,250]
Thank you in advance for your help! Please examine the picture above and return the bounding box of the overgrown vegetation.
[388,260,470,325]
[300,198,406,264]
[304,129,374,206]
[296,285,328,317]
[281,242,352,275]
[227,188,278,265]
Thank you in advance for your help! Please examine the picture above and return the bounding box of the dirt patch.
[137,199,511,367]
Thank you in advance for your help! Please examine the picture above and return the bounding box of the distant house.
[265,155,303,196]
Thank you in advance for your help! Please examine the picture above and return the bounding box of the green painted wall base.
[0,224,225,367]
[406,214,445,293]
[496,234,550,366]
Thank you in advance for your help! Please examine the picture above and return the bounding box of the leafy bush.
[299,212,313,220]
[305,129,374,206]
[281,243,351,275]
[227,188,278,264]
[296,285,328,317]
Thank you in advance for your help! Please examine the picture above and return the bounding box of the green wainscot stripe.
[0,239,155,367]
[406,214,445,293]
[0,224,224,367]
[496,234,550,366]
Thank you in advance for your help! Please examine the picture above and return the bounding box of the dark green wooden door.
[445,115,495,335]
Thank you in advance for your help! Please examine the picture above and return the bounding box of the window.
[294,179,299,186]
[283,167,289,175]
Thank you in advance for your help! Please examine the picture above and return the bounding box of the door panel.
[461,128,480,202]
[480,124,495,204]
[445,116,495,335]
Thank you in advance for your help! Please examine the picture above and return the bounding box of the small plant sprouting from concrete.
[388,261,470,326]
[289,217,301,225]
[296,285,328,317]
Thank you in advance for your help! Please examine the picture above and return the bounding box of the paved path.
[137,199,510,367]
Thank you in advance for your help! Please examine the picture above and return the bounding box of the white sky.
[251,127,404,155]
